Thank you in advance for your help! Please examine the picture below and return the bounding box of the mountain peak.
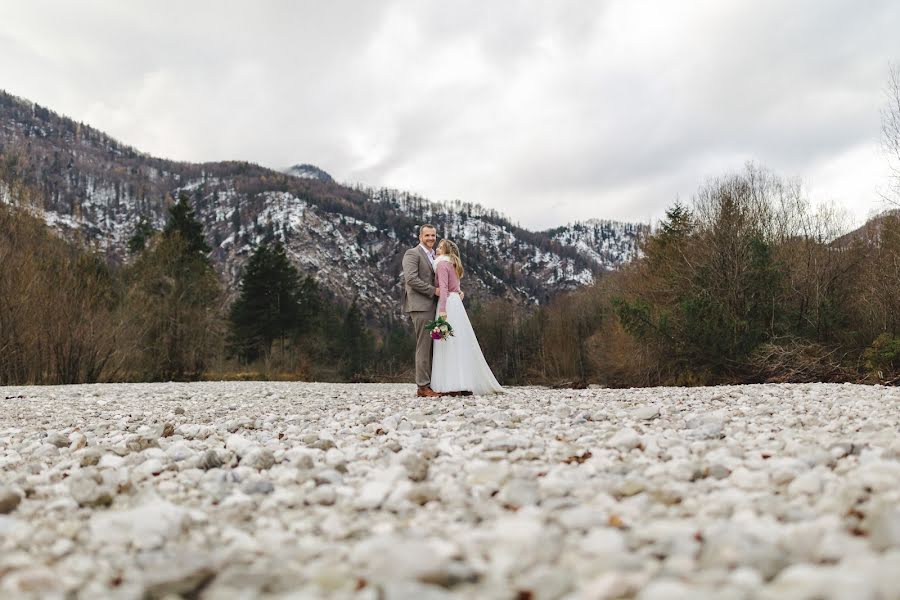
[284,164,333,183]
[1,91,645,318]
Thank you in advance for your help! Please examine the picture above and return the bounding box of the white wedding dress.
[431,292,505,395]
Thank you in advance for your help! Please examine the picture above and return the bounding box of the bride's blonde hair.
[438,239,464,279]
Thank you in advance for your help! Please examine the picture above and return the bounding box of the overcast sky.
[1,0,897,229]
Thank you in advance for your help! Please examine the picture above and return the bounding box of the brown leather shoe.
[416,386,441,398]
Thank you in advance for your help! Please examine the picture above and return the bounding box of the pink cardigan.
[436,258,461,313]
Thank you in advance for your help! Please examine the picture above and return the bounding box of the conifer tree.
[124,194,222,380]
[339,299,373,380]
[164,193,210,255]
[127,216,156,254]
[228,241,304,362]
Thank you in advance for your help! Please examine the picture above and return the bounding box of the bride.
[430,240,505,395]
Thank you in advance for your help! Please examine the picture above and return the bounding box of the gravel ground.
[1,382,899,599]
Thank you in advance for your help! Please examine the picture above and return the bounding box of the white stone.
[466,460,510,486]
[89,499,188,550]
[225,434,255,458]
[787,470,823,496]
[866,502,900,551]
[355,480,392,510]
[632,405,660,420]
[132,458,166,480]
[240,447,275,470]
[730,467,769,490]
[4,381,900,597]
[498,479,540,507]
[165,443,196,462]
[580,528,626,556]
[350,534,453,583]
[98,454,125,469]
[68,432,87,450]
[636,579,695,600]
[607,428,642,451]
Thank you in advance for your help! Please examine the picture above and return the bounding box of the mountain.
[543,219,648,268]
[831,209,900,248]
[0,90,644,320]
[283,163,334,183]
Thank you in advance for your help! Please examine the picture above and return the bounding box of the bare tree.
[882,63,900,203]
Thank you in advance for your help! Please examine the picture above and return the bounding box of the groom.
[401,224,441,398]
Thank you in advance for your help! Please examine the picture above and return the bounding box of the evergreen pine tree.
[660,201,692,238]
[127,216,156,254]
[228,242,304,362]
[124,198,222,380]
[164,193,210,255]
[339,299,373,380]
[296,275,323,337]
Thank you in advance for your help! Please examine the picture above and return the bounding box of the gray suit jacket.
[401,246,438,313]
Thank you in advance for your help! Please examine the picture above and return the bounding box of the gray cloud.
[0,0,896,228]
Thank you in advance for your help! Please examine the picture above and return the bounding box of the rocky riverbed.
[1,382,899,599]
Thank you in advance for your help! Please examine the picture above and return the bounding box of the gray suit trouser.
[410,310,434,387]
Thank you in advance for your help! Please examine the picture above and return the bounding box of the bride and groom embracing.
[401,224,505,398]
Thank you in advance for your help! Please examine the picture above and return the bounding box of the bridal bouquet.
[426,316,454,341]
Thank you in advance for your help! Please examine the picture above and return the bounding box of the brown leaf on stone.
[563,451,592,464]
[608,514,625,528]
[516,591,534,600]
[845,507,865,519]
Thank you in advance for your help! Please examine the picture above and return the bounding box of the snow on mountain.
[284,164,334,182]
[544,218,649,269]
[0,90,644,319]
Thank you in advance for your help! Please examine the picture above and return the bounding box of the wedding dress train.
[431,293,505,395]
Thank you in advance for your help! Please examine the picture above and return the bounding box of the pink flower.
[431,332,441,340]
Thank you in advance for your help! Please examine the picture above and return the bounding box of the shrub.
[863,334,900,379]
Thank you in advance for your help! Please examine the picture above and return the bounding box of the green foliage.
[164,193,210,255]
[378,321,416,377]
[228,242,312,363]
[127,216,156,255]
[339,300,374,380]
[124,233,223,380]
[613,185,787,381]
[123,198,223,380]
[612,298,663,341]
[864,334,900,377]
[660,201,693,238]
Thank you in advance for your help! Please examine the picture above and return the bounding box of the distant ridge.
[0,89,645,318]
[284,163,334,183]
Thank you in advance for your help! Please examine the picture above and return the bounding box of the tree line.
[4,65,900,387]
[471,164,900,387]
[3,166,900,387]
[0,190,406,385]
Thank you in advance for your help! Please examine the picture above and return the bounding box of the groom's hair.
[419,224,436,234]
